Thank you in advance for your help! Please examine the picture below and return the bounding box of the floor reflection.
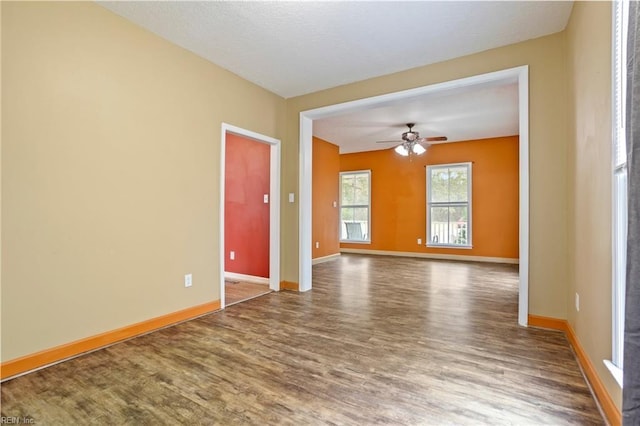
[313,254,519,347]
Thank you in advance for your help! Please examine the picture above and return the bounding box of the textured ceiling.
[98,1,573,98]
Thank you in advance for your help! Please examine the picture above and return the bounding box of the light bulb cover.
[395,144,409,156]
[412,143,426,155]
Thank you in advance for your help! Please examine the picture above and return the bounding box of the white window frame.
[605,0,628,387]
[339,170,371,243]
[426,162,472,248]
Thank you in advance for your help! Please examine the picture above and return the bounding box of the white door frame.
[299,66,530,326]
[220,123,281,309]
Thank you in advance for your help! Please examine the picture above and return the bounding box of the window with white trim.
[426,163,472,247]
[610,0,628,379]
[340,170,371,242]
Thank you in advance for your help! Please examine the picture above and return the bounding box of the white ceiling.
[314,79,520,154]
[98,1,573,99]
[98,1,572,153]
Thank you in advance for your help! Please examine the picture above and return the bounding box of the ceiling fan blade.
[375,140,404,144]
[424,136,448,142]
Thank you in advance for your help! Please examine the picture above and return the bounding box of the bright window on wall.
[426,163,472,247]
[608,0,628,383]
[340,170,371,243]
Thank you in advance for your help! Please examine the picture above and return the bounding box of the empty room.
[2,1,637,424]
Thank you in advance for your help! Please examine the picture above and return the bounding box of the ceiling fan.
[376,123,447,157]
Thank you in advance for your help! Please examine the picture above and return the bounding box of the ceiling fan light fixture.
[403,131,417,142]
[395,144,409,156]
[412,143,426,155]
[378,123,442,158]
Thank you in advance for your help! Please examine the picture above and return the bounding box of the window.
[340,170,370,242]
[610,0,628,379]
[427,163,472,247]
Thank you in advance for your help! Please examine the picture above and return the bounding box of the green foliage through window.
[340,171,370,242]
[427,164,471,247]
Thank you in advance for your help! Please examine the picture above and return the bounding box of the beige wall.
[566,1,621,408]
[1,2,285,361]
[285,33,570,318]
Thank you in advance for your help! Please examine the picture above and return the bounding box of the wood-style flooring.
[225,280,271,306]
[1,255,603,425]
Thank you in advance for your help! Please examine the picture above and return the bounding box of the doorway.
[219,123,281,309]
[299,66,530,326]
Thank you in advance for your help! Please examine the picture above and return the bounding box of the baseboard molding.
[224,272,269,285]
[1,300,221,381]
[312,253,341,265]
[527,314,569,331]
[340,248,519,264]
[527,315,621,426]
[280,281,299,291]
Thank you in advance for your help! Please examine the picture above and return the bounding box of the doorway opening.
[299,66,530,325]
[219,123,281,309]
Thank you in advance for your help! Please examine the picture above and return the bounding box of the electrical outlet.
[417,238,422,245]
[333,201,337,208]
[575,293,580,312]
[315,241,320,249]
[264,194,269,203]
[184,274,192,288]
[230,251,235,260]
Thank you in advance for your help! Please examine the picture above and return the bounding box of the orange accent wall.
[312,137,340,259]
[340,136,519,259]
[225,133,270,277]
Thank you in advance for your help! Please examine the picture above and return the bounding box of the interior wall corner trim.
[527,314,621,426]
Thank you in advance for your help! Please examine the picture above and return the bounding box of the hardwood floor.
[1,255,603,425]
[225,280,272,306]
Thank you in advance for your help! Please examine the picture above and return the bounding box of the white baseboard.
[224,272,269,285]
[312,253,341,265]
[339,248,519,264]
